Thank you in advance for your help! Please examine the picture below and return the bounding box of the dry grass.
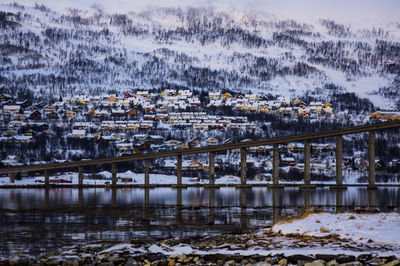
[320,226,331,233]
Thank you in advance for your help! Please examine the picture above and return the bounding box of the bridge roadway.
[1,121,400,188]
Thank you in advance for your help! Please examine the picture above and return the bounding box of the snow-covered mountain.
[1,2,399,109]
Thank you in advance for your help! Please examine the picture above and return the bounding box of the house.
[0,94,11,102]
[3,105,21,114]
[13,135,33,143]
[298,108,310,116]
[46,112,58,120]
[66,110,76,119]
[68,129,86,138]
[156,113,168,121]
[208,92,220,99]
[354,158,368,170]
[124,92,133,98]
[15,113,26,121]
[260,106,270,113]
[222,92,232,99]
[29,110,42,121]
[164,140,182,149]
[136,91,149,98]
[155,144,170,152]
[184,161,204,170]
[134,142,151,151]
[3,129,17,137]
[206,138,219,146]
[280,156,296,166]
[1,155,21,166]
[127,109,137,116]
[149,135,164,144]
[188,137,200,148]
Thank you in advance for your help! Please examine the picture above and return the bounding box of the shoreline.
[1,232,399,265]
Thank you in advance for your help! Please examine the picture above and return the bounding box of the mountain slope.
[1,2,399,109]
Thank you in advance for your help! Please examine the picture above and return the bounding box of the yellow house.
[298,108,310,115]
[323,106,333,114]
[323,103,331,108]
[260,106,270,113]
[222,92,232,99]
[108,96,118,102]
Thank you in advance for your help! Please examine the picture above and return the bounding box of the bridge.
[1,121,400,189]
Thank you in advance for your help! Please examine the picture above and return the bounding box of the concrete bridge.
[1,121,400,189]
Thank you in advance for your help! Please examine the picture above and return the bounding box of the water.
[0,187,399,258]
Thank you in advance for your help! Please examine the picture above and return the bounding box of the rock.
[46,257,61,266]
[278,258,288,265]
[241,259,250,265]
[254,262,271,266]
[124,258,139,266]
[108,257,127,265]
[193,257,199,263]
[305,260,325,266]
[98,262,114,266]
[326,260,338,266]
[357,254,372,261]
[287,255,314,264]
[368,257,384,266]
[383,260,400,266]
[167,259,175,266]
[316,254,336,262]
[224,260,236,266]
[62,260,73,266]
[336,255,355,264]
[72,259,79,266]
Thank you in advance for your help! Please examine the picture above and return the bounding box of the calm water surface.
[0,187,399,258]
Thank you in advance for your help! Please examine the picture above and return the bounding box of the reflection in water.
[0,187,399,257]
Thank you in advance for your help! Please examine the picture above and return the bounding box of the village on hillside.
[1,89,399,183]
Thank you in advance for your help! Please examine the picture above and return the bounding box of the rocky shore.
[0,250,398,266]
[1,232,399,266]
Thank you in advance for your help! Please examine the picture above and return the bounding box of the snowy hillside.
[1,2,400,109]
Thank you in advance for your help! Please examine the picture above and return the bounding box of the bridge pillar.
[368,131,376,188]
[209,152,215,185]
[240,148,247,185]
[208,188,215,224]
[144,160,150,185]
[9,172,15,183]
[273,144,279,185]
[177,155,182,185]
[44,170,49,187]
[112,163,117,187]
[336,135,343,185]
[145,188,150,207]
[240,189,247,227]
[336,189,343,213]
[304,140,311,185]
[78,188,83,206]
[272,188,280,224]
[78,167,83,187]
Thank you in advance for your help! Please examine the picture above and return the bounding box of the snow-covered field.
[82,212,400,258]
[272,212,400,247]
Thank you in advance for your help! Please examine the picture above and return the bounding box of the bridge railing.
[1,121,400,188]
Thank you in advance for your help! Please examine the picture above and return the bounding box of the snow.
[97,211,400,257]
[272,212,400,246]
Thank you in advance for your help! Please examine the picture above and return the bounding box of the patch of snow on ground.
[272,212,400,246]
